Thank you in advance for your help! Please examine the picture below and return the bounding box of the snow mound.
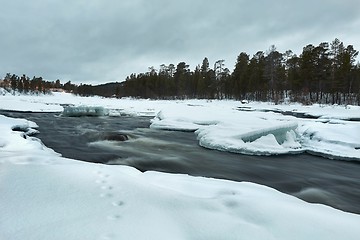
[196,123,302,155]
[62,106,109,117]
[0,115,59,164]
[151,105,302,155]
[298,121,360,160]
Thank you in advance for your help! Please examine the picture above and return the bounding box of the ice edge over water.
[150,104,360,160]
[196,122,302,156]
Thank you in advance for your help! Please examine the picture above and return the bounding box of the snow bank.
[1,114,360,240]
[241,102,360,121]
[151,104,303,156]
[0,90,161,116]
[298,120,360,160]
[0,115,59,164]
[150,102,360,160]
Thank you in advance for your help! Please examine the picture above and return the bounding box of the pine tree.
[232,52,249,99]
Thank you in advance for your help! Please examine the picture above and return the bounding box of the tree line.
[0,73,77,94]
[2,38,359,105]
[118,38,360,105]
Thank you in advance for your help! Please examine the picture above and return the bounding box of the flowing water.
[2,110,360,214]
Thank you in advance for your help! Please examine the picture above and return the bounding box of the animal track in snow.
[100,192,113,198]
[107,214,121,221]
[95,179,107,184]
[112,200,125,207]
[101,185,113,190]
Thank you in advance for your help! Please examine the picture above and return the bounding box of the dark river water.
[2,110,360,214]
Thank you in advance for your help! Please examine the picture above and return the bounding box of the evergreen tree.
[264,45,285,102]
[248,51,266,101]
[231,52,249,99]
[10,74,18,93]
[22,75,30,93]
[174,62,190,98]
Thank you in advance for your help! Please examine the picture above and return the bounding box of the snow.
[2,160,360,240]
[1,118,360,240]
[298,120,360,160]
[1,90,360,239]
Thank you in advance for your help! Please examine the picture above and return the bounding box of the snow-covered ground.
[1,89,360,239]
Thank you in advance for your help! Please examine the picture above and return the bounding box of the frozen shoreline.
[1,89,360,161]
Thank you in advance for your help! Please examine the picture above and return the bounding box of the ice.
[152,105,303,155]
[62,106,109,117]
[11,124,39,136]
[294,188,337,206]
[237,122,298,143]
[297,120,360,160]
[196,125,303,156]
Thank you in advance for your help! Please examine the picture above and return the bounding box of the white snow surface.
[1,113,360,239]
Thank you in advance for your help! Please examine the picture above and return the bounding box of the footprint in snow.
[100,192,113,198]
[112,200,125,207]
[101,185,113,190]
[107,214,121,221]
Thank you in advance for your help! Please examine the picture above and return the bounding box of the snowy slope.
[1,115,360,240]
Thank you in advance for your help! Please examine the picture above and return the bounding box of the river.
[2,110,360,214]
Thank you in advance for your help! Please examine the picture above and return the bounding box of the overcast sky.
[1,0,359,84]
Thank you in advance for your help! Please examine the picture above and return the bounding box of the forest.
[1,38,360,105]
[0,73,76,95]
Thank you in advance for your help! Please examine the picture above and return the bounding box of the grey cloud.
[0,0,359,84]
